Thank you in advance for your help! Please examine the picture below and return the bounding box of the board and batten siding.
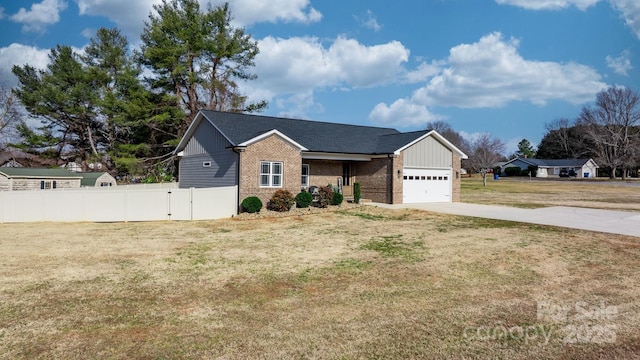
[402,136,452,169]
[179,119,239,188]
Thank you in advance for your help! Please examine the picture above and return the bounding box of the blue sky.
[1,0,639,154]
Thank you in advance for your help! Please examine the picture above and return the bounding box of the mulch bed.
[234,202,364,220]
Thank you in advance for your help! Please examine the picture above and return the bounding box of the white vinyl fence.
[0,186,237,223]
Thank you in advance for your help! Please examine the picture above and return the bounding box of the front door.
[342,163,353,197]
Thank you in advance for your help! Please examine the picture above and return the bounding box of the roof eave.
[393,130,468,159]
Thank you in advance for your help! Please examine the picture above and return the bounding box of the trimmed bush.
[353,182,362,204]
[528,165,538,177]
[332,192,344,205]
[268,189,295,212]
[295,191,313,208]
[241,196,262,213]
[316,186,334,208]
[504,166,521,177]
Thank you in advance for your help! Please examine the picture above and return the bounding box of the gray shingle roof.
[509,158,596,167]
[199,110,426,154]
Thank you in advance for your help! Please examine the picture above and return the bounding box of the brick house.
[174,110,467,208]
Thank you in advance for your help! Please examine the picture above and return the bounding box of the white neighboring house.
[501,158,599,178]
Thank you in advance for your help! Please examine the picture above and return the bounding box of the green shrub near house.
[504,167,521,177]
[332,192,344,205]
[295,191,313,208]
[241,196,262,213]
[353,182,362,204]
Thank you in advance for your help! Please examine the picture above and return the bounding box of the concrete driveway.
[367,202,640,238]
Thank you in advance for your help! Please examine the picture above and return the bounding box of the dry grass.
[1,205,639,359]
[462,177,640,211]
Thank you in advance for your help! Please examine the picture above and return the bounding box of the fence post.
[190,187,194,221]
[167,189,172,221]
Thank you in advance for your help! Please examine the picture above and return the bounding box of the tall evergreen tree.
[139,0,267,137]
[515,139,535,158]
[13,46,102,166]
[82,27,181,175]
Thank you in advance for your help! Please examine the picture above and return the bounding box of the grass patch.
[0,206,638,359]
[359,234,426,261]
[461,177,640,212]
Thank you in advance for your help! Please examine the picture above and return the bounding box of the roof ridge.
[201,110,400,132]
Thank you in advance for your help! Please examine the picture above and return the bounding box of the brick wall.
[354,158,390,203]
[239,135,302,206]
[304,160,341,189]
[452,154,462,202]
[391,154,404,204]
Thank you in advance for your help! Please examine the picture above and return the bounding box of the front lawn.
[1,206,638,359]
[462,177,640,211]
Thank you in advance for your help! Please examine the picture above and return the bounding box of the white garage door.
[402,168,451,203]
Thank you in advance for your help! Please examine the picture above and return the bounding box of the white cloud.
[250,35,409,93]
[413,32,606,108]
[274,91,323,119]
[10,0,68,33]
[0,44,50,86]
[245,35,410,116]
[610,0,640,40]
[368,99,444,128]
[0,7,6,19]
[496,0,640,39]
[356,10,381,32]
[217,0,322,25]
[0,44,50,70]
[606,50,633,75]
[368,32,607,129]
[405,61,443,83]
[74,0,322,45]
[76,0,156,43]
[495,0,600,10]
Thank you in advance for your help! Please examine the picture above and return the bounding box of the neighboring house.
[80,172,117,187]
[174,110,468,207]
[501,158,599,178]
[0,168,82,191]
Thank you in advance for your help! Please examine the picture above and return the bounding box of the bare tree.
[466,133,506,187]
[577,86,640,179]
[0,85,20,147]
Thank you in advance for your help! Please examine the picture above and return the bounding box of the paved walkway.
[367,202,640,238]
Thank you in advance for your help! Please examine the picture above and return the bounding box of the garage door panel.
[403,168,451,203]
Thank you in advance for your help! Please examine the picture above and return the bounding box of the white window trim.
[260,161,283,188]
[301,164,309,188]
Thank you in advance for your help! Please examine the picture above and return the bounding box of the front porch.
[303,156,402,204]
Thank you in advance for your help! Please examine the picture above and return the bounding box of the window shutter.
[40,181,45,190]
[53,181,57,189]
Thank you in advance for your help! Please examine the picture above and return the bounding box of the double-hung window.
[301,164,309,187]
[260,161,283,187]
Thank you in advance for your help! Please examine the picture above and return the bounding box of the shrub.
[353,182,362,204]
[332,192,344,205]
[504,166,521,177]
[241,196,262,213]
[316,186,334,208]
[295,191,313,208]
[268,189,295,212]
[528,165,538,177]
